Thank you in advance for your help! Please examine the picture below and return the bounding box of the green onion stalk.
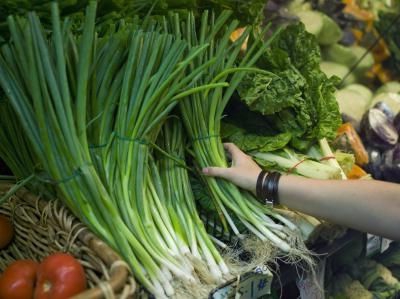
[84,7,232,296]
[0,3,222,297]
[0,99,37,179]
[156,118,229,282]
[0,4,163,296]
[170,12,305,254]
[90,29,227,291]
[0,99,56,202]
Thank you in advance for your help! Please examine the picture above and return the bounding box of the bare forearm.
[279,176,400,240]
[202,143,400,240]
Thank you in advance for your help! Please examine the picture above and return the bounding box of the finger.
[202,167,232,180]
[223,143,244,161]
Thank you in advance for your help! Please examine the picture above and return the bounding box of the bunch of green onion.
[0,2,226,297]
[0,2,318,297]
[156,118,229,282]
[168,12,304,254]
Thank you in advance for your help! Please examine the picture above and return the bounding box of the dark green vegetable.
[237,23,341,151]
[0,3,221,296]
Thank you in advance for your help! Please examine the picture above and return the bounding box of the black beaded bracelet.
[256,170,267,200]
[260,171,281,206]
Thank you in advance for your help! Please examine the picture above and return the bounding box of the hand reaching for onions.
[202,143,261,194]
[202,143,400,241]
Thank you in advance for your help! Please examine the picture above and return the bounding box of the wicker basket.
[0,183,137,299]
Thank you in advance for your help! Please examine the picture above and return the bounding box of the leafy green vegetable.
[327,274,373,299]
[237,23,341,151]
[348,259,400,297]
[334,151,355,175]
[316,13,342,46]
[201,0,267,25]
[221,122,292,152]
[377,242,400,280]
[0,0,265,41]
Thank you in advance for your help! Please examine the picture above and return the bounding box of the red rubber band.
[319,156,336,162]
[287,159,307,174]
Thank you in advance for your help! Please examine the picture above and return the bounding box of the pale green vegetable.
[343,280,374,299]
[335,89,369,123]
[320,61,355,85]
[296,11,324,36]
[350,46,374,77]
[252,148,342,180]
[322,44,373,78]
[344,84,373,104]
[327,274,373,299]
[322,43,359,65]
[335,151,356,175]
[287,0,313,13]
[376,81,400,95]
[276,208,322,242]
[317,13,342,46]
[370,92,400,114]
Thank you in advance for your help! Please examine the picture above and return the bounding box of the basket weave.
[0,183,137,299]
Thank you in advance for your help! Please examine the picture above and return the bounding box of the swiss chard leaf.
[235,22,341,151]
[221,122,292,152]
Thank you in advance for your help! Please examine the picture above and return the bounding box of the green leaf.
[235,22,341,151]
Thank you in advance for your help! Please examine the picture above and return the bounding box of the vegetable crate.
[0,183,137,299]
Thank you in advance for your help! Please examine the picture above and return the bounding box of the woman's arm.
[203,143,400,241]
[279,176,400,240]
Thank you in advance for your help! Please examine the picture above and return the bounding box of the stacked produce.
[217,21,351,241]
[0,1,347,297]
[265,0,400,183]
[377,242,400,281]
[326,254,400,298]
[334,81,400,182]
[374,2,400,80]
[323,234,400,298]
[4,0,386,298]
[0,3,228,297]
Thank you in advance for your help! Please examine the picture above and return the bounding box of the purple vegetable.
[381,144,400,183]
[360,108,398,150]
[364,148,383,180]
[373,101,395,121]
[394,112,400,134]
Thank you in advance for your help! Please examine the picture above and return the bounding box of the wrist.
[256,170,282,207]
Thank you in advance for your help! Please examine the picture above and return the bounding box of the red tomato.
[34,253,87,299]
[0,259,39,299]
[0,214,14,249]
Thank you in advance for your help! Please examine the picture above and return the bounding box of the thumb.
[202,167,231,180]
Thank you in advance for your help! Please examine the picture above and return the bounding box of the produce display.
[326,240,400,299]
[0,0,399,298]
